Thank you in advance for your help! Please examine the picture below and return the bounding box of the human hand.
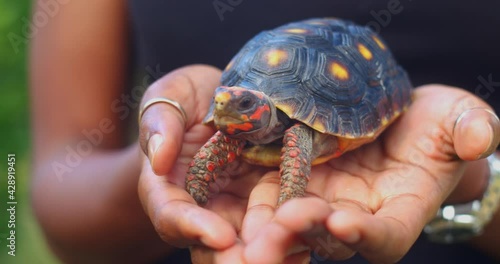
[138,64,285,263]
[241,84,500,264]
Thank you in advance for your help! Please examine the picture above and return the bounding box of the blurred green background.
[0,0,59,263]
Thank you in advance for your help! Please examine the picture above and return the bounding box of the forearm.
[32,142,171,263]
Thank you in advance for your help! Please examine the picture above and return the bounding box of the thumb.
[139,65,221,175]
[414,85,500,161]
[453,107,500,160]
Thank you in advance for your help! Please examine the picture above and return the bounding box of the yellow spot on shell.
[381,116,389,126]
[372,36,386,50]
[265,49,288,67]
[330,62,350,81]
[358,43,373,60]
[284,28,307,34]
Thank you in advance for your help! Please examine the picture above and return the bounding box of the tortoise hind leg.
[278,123,313,206]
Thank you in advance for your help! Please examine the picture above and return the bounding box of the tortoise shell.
[205,18,412,139]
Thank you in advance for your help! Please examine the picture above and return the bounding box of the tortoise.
[186,18,413,206]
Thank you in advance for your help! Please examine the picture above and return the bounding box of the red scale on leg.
[206,161,216,172]
[278,124,313,206]
[288,149,299,158]
[204,174,211,182]
[227,151,236,162]
[186,131,246,206]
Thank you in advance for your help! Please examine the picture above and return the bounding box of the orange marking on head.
[330,62,350,81]
[226,122,254,134]
[284,28,307,34]
[357,43,373,60]
[249,104,270,120]
[372,36,386,50]
[265,49,288,67]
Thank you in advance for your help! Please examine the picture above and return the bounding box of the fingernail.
[148,134,163,168]
[478,122,497,159]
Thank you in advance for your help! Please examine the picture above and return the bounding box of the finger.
[138,65,221,174]
[138,160,236,249]
[453,108,500,160]
[413,85,500,161]
[213,240,246,264]
[326,196,428,263]
[244,221,296,264]
[244,198,353,264]
[139,104,186,175]
[191,241,246,264]
[273,197,332,232]
[241,171,280,242]
[275,198,355,261]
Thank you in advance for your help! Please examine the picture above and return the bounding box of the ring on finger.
[138,97,188,126]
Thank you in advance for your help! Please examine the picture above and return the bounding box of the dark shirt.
[128,1,500,263]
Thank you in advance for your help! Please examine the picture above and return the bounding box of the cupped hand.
[137,65,279,263]
[242,84,500,264]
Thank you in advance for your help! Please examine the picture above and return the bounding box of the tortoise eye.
[238,97,254,111]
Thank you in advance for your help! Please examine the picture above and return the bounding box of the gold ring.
[138,97,188,126]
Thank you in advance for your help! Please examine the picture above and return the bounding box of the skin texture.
[30,1,500,263]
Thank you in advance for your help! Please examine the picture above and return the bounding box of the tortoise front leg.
[186,131,246,205]
[278,123,313,206]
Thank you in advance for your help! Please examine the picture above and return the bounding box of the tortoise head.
[212,86,273,136]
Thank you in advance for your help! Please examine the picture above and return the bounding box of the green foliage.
[0,0,59,263]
